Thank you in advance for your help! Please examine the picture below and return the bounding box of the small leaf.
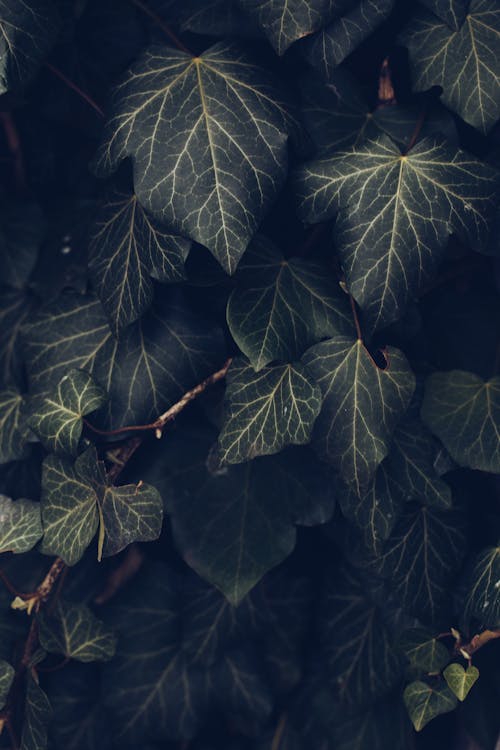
[41,455,99,566]
[399,628,450,674]
[99,483,163,559]
[89,190,189,331]
[421,371,500,473]
[226,237,354,370]
[39,600,116,662]
[0,659,14,710]
[0,0,60,94]
[0,496,42,554]
[27,369,106,456]
[401,0,500,133]
[20,674,51,750]
[443,663,479,701]
[461,546,500,628]
[303,337,415,496]
[0,389,30,464]
[403,680,457,731]
[218,358,322,464]
[93,42,297,273]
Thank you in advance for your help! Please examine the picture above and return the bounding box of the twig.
[377,57,396,108]
[131,0,192,54]
[0,112,26,191]
[456,629,500,660]
[271,713,287,750]
[44,62,105,118]
[0,569,23,597]
[94,545,144,604]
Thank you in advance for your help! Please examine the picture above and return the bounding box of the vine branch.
[44,63,105,118]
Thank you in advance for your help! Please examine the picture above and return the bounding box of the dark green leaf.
[303,336,415,495]
[0,289,36,389]
[27,370,106,456]
[0,202,45,289]
[0,659,14,710]
[399,628,450,674]
[39,600,116,662]
[372,503,465,624]
[422,371,500,474]
[461,546,500,628]
[212,650,273,733]
[0,389,30,464]
[419,0,468,30]
[20,674,51,750]
[401,0,500,133]
[294,135,498,329]
[404,679,457,731]
[170,0,261,37]
[89,190,189,331]
[0,0,60,94]
[443,663,479,701]
[226,237,354,369]
[218,358,322,464]
[0,496,42,554]
[302,0,395,78]
[98,483,163,559]
[93,42,296,273]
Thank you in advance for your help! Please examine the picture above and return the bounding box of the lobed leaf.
[404,680,457,731]
[39,600,117,663]
[0,496,42,554]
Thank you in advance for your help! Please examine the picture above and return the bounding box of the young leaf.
[399,628,450,674]
[0,496,43,554]
[89,190,189,331]
[0,389,30,464]
[237,0,339,55]
[20,674,51,750]
[403,680,457,731]
[419,0,468,30]
[401,0,500,133]
[303,337,415,496]
[443,663,479,701]
[0,659,14,709]
[294,135,499,329]
[461,546,500,628]
[421,371,500,473]
[27,369,106,456]
[39,600,117,663]
[93,42,296,273]
[226,237,354,370]
[0,0,60,94]
[218,358,322,464]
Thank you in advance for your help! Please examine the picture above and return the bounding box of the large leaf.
[226,237,354,370]
[461,546,500,628]
[372,503,465,624]
[20,674,52,750]
[237,0,341,55]
[218,358,322,464]
[0,201,46,289]
[398,628,450,674]
[27,370,106,456]
[294,135,499,329]
[0,496,42,554]
[93,42,296,273]
[89,190,189,331]
[0,659,14,709]
[0,389,30,464]
[303,336,415,495]
[39,600,116,663]
[419,0,468,29]
[443,663,479,701]
[421,371,500,474]
[403,680,457,731]
[0,0,60,94]
[301,0,395,79]
[400,0,500,133]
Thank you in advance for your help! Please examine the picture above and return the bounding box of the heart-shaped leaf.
[39,600,117,663]
[404,680,457,731]
[443,663,479,701]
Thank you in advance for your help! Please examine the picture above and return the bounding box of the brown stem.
[44,62,105,118]
[5,717,19,750]
[36,557,66,606]
[349,294,363,342]
[271,713,287,750]
[377,57,396,108]
[0,112,26,191]
[94,545,144,604]
[457,629,500,659]
[131,0,192,54]
[0,570,23,597]
[405,107,427,154]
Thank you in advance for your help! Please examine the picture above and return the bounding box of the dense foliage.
[0,0,499,748]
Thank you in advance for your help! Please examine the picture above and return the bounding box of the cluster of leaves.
[0,0,499,748]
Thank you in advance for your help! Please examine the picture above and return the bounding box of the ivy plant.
[0,0,499,748]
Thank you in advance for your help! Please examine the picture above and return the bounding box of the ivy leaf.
[93,42,296,273]
[403,680,457,731]
[401,0,500,133]
[218,358,322,464]
[226,237,354,370]
[461,546,500,628]
[294,135,499,329]
[0,289,37,389]
[443,663,479,701]
[39,600,117,663]
[0,659,14,709]
[399,628,450,674]
[0,496,43,554]
[97,483,163,559]
[419,0,468,30]
[27,369,106,456]
[303,337,415,495]
[0,0,60,94]
[89,190,189,332]
[372,503,465,624]
[237,0,339,55]
[20,674,52,750]
[422,371,500,474]
[166,0,261,38]
[0,201,46,289]
[0,389,30,464]
[301,0,395,79]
